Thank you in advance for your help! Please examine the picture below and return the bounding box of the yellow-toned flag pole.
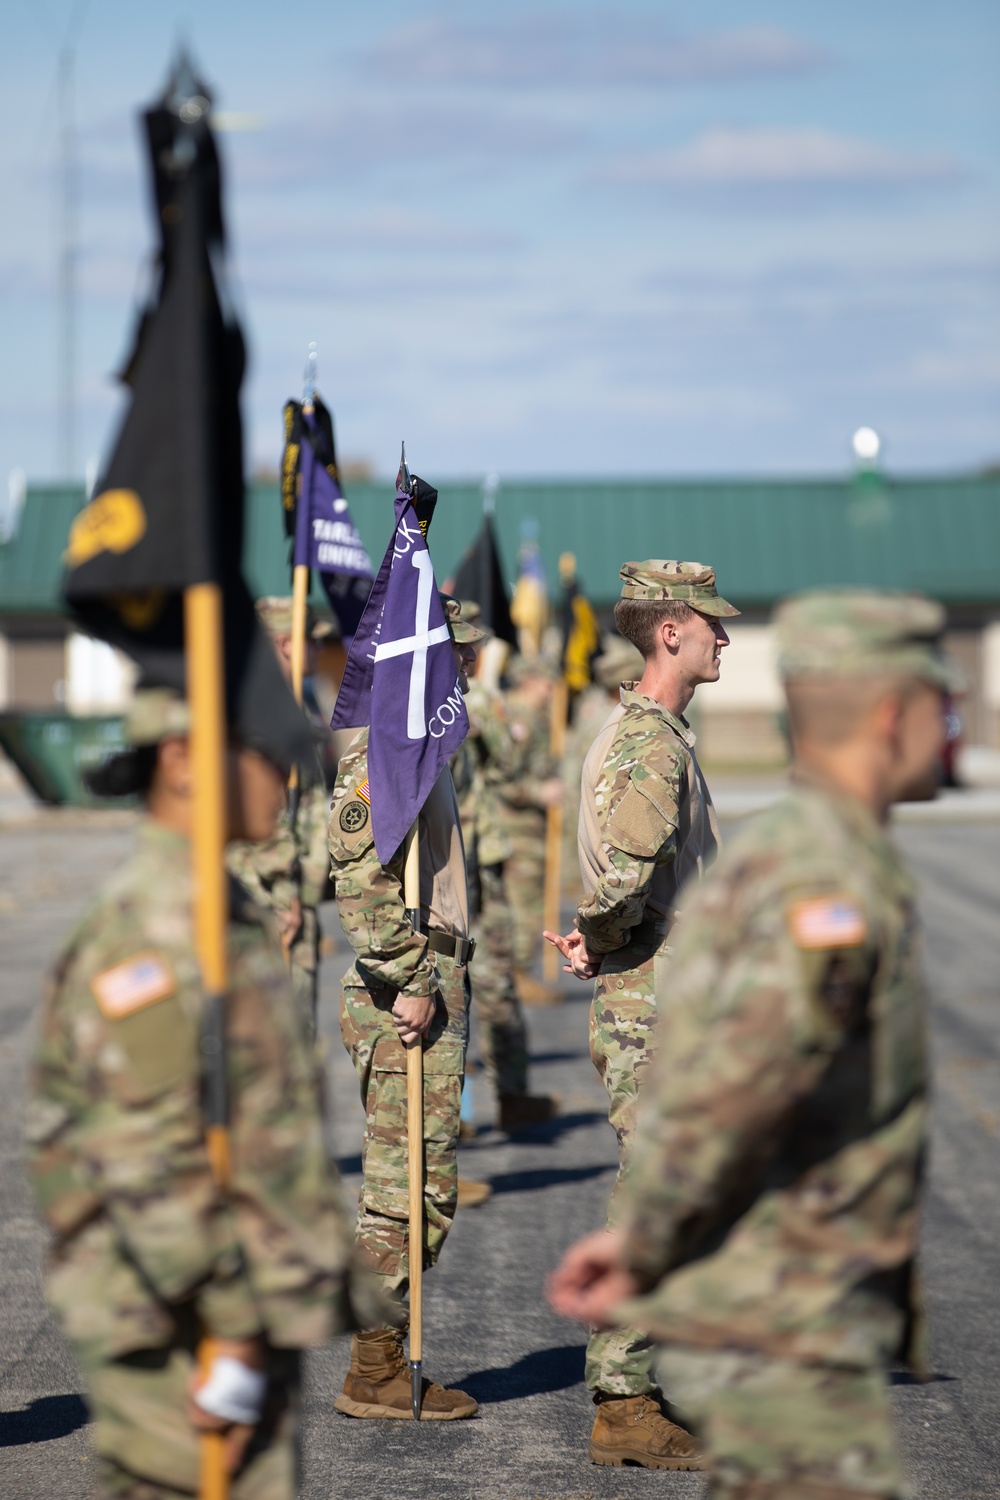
[542,676,569,981]
[402,821,424,1419]
[286,371,313,828]
[184,582,231,1500]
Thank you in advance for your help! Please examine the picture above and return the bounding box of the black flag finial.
[161,48,213,119]
[398,441,414,499]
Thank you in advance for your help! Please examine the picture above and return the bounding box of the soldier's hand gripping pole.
[402,819,423,1420]
[185,582,232,1500]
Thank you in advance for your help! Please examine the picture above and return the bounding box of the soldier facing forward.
[327,597,485,1420]
[25,688,370,1499]
[545,559,738,1469]
[549,589,957,1500]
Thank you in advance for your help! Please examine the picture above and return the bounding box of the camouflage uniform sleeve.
[298,780,333,908]
[616,848,875,1286]
[327,732,437,997]
[499,700,557,808]
[222,915,358,1345]
[227,817,300,915]
[467,683,521,778]
[577,747,684,955]
[25,945,263,1343]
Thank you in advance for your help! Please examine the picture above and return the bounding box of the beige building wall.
[696,623,786,767]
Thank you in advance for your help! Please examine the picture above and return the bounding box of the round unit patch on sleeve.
[788,895,867,950]
[340,799,369,833]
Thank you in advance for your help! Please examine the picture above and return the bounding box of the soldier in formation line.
[227,597,337,1043]
[25,686,382,1499]
[452,603,558,1132]
[561,635,645,877]
[500,656,565,1005]
[546,558,738,1469]
[549,588,956,1500]
[326,597,485,1420]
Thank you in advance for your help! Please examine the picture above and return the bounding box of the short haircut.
[784,674,922,748]
[614,598,695,660]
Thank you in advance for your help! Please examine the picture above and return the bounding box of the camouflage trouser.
[470,862,529,1098]
[82,1333,299,1499]
[505,841,546,972]
[586,950,659,1397]
[657,1347,906,1499]
[341,953,468,1294]
[288,906,319,1045]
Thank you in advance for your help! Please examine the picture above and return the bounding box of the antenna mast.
[58,45,77,479]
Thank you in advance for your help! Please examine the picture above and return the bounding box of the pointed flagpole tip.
[397,441,412,497]
[160,47,213,118]
[303,342,317,410]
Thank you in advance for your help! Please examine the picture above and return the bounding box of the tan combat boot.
[498,1093,558,1134]
[334,1326,478,1420]
[456,1176,493,1207]
[515,971,564,1007]
[588,1393,705,1469]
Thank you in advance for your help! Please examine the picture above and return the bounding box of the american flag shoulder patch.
[355,779,371,806]
[91,950,176,1019]
[788,895,867,951]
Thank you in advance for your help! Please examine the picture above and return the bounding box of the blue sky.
[2,0,998,485]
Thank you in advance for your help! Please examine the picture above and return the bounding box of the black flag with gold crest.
[62,56,311,771]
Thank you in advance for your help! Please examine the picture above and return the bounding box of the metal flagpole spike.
[410,1357,422,1420]
[398,440,416,499]
[303,341,317,410]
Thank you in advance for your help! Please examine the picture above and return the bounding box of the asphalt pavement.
[0,805,999,1499]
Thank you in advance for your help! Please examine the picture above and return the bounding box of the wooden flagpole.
[402,821,423,1420]
[185,581,231,1500]
[542,677,569,981]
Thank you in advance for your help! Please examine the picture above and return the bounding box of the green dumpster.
[0,713,129,806]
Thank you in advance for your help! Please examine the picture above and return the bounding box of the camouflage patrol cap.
[125,686,190,745]
[619,561,739,618]
[593,635,644,690]
[774,589,963,691]
[255,595,338,641]
[441,594,487,645]
[458,599,494,641]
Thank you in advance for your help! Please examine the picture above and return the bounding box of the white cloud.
[598,127,961,188]
[225,101,582,191]
[367,15,827,87]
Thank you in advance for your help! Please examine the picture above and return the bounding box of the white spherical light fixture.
[851,426,881,464]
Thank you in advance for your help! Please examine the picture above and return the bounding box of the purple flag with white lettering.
[332,473,467,861]
[281,397,373,639]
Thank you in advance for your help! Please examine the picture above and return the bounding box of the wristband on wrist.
[194,1356,267,1425]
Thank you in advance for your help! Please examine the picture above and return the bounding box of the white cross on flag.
[331,480,469,862]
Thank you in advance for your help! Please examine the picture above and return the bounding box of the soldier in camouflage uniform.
[501,657,564,1003]
[327,598,485,1420]
[548,589,958,1500]
[562,636,645,878]
[227,597,335,1043]
[546,560,738,1468]
[25,688,373,1500]
[452,608,557,1132]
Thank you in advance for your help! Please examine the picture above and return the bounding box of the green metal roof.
[3,474,999,618]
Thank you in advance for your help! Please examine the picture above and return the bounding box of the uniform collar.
[138,818,192,863]
[789,765,908,870]
[619,683,696,748]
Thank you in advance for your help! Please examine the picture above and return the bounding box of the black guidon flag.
[62,55,312,773]
[451,514,516,646]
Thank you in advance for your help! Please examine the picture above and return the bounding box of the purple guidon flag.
[332,471,468,862]
[282,397,373,640]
